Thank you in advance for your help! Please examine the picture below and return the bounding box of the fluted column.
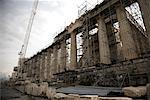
[53,46,58,74]
[39,54,43,82]
[97,16,111,64]
[36,55,40,81]
[70,31,77,70]
[47,48,51,81]
[60,40,67,72]
[116,6,138,60]
[44,51,48,81]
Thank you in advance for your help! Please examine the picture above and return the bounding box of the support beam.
[70,31,77,70]
[116,6,138,60]
[97,16,111,64]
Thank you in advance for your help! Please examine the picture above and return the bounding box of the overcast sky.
[0,0,103,76]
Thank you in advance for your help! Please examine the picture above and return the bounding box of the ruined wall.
[15,0,150,86]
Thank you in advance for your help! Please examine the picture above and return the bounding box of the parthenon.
[10,0,150,99]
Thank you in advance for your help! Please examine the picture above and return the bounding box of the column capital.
[67,19,82,33]
[96,15,104,21]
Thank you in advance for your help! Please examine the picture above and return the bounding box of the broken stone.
[146,83,150,96]
[15,81,24,85]
[24,80,31,85]
[40,82,48,87]
[80,95,99,100]
[25,82,38,95]
[46,87,56,99]
[99,97,132,100]
[68,94,80,100]
[25,83,32,95]
[31,83,39,96]
[123,86,146,97]
[54,93,69,99]
[38,82,48,96]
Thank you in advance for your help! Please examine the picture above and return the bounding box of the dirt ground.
[0,81,47,100]
[0,82,31,100]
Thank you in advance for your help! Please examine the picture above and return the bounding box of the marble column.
[70,31,77,70]
[60,40,67,72]
[53,46,58,74]
[97,16,111,64]
[116,6,138,60]
[44,51,48,81]
[36,55,40,81]
[46,48,51,81]
[39,54,43,82]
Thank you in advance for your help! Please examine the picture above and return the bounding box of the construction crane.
[17,0,39,79]
[19,0,39,58]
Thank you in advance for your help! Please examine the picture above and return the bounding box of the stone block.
[40,82,48,87]
[54,93,69,99]
[55,93,93,100]
[46,87,56,99]
[25,82,38,96]
[25,83,32,95]
[123,86,146,97]
[24,80,31,85]
[99,97,132,100]
[68,94,80,100]
[146,83,150,96]
[15,81,24,85]
[31,83,39,96]
[38,82,48,96]
[80,95,99,100]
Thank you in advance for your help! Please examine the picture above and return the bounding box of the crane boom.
[19,0,39,58]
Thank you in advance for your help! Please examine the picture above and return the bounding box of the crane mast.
[19,0,39,58]
[17,0,39,79]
